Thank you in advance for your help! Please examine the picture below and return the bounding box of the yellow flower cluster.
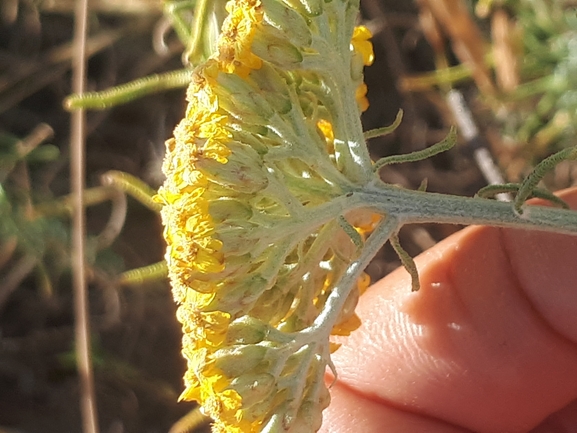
[218,0,263,76]
[158,0,375,431]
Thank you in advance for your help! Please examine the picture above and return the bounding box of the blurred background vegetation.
[0,0,576,432]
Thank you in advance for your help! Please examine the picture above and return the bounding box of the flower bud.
[214,344,268,377]
[232,129,269,154]
[225,316,271,345]
[237,391,278,423]
[350,49,366,82]
[249,63,292,114]
[252,25,304,69]
[196,142,269,194]
[216,225,259,256]
[215,71,276,122]
[249,285,295,324]
[260,0,312,48]
[229,372,276,408]
[285,399,326,433]
[204,273,271,315]
[209,198,253,224]
[283,0,322,17]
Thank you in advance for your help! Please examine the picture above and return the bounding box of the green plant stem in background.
[64,69,193,110]
[514,146,577,213]
[477,183,569,209]
[119,261,168,286]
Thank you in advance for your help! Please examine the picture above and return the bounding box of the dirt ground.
[0,1,555,432]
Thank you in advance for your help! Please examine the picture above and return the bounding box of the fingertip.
[320,381,470,433]
[501,186,577,343]
[554,186,577,208]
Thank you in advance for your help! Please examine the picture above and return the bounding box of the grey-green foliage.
[490,0,577,154]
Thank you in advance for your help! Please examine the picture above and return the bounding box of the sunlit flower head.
[158,0,376,431]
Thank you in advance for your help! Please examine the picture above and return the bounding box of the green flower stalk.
[155,0,577,432]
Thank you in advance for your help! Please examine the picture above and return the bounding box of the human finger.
[323,188,577,433]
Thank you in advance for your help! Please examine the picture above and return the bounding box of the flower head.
[218,0,264,76]
[158,0,375,431]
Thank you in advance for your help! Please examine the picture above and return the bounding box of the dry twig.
[70,0,100,431]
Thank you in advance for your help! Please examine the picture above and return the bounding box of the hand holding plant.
[150,0,577,430]
[62,0,577,431]
[322,187,577,433]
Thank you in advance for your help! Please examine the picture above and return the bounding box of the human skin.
[321,188,577,433]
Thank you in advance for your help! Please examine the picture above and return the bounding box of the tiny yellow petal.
[355,82,370,112]
[352,25,375,66]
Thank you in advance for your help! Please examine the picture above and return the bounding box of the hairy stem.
[360,181,577,235]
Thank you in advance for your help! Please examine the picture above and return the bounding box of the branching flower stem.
[297,215,400,344]
[359,180,577,235]
[288,178,577,361]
